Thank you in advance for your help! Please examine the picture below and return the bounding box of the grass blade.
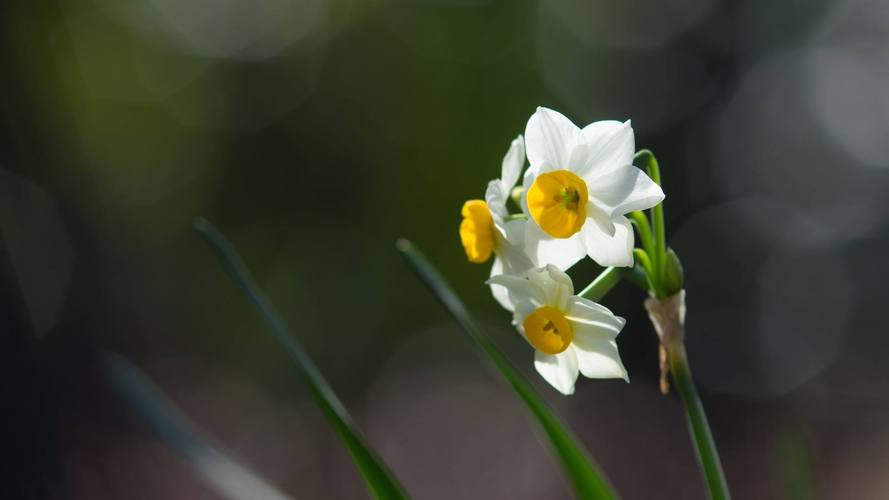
[104,353,296,500]
[397,239,618,500]
[194,217,409,500]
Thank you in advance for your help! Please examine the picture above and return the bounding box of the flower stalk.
[632,148,731,500]
[636,150,667,285]
[578,266,624,302]
[670,344,730,500]
[645,292,730,500]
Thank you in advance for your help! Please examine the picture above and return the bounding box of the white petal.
[496,219,536,271]
[534,349,579,395]
[485,179,509,224]
[587,165,665,218]
[572,337,628,381]
[586,201,616,237]
[576,120,635,179]
[500,135,525,193]
[486,274,545,311]
[502,218,528,249]
[566,297,626,340]
[488,257,514,311]
[525,107,580,172]
[524,220,587,271]
[526,265,573,312]
[581,215,634,267]
[513,300,538,328]
[567,141,593,175]
[520,168,534,216]
[489,221,535,312]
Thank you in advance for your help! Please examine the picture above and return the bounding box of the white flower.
[459,136,534,310]
[488,265,628,395]
[521,107,664,270]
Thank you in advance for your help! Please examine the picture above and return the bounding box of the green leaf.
[195,217,409,500]
[105,353,296,500]
[397,239,618,500]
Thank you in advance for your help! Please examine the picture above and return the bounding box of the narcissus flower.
[521,107,664,270]
[459,136,534,310]
[488,265,628,395]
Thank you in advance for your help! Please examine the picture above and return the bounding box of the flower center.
[526,170,588,238]
[459,200,495,263]
[523,305,573,355]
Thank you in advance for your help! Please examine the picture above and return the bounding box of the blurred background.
[1,0,888,498]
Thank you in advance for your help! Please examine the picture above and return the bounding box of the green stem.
[652,206,666,295]
[634,150,724,496]
[627,265,651,291]
[578,267,623,302]
[632,249,664,298]
[628,211,656,270]
[635,150,666,293]
[669,344,731,500]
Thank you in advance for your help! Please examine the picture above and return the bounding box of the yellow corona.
[523,305,573,355]
[526,170,588,238]
[459,200,495,263]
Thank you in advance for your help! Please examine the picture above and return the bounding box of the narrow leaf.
[397,239,618,500]
[195,217,409,500]
[104,353,296,500]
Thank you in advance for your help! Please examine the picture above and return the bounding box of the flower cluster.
[459,107,664,394]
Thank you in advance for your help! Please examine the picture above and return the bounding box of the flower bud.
[510,186,525,207]
[662,247,684,296]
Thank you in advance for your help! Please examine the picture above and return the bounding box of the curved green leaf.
[397,239,618,500]
[105,353,296,500]
[195,217,409,500]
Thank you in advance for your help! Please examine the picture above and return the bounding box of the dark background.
[2,0,888,498]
